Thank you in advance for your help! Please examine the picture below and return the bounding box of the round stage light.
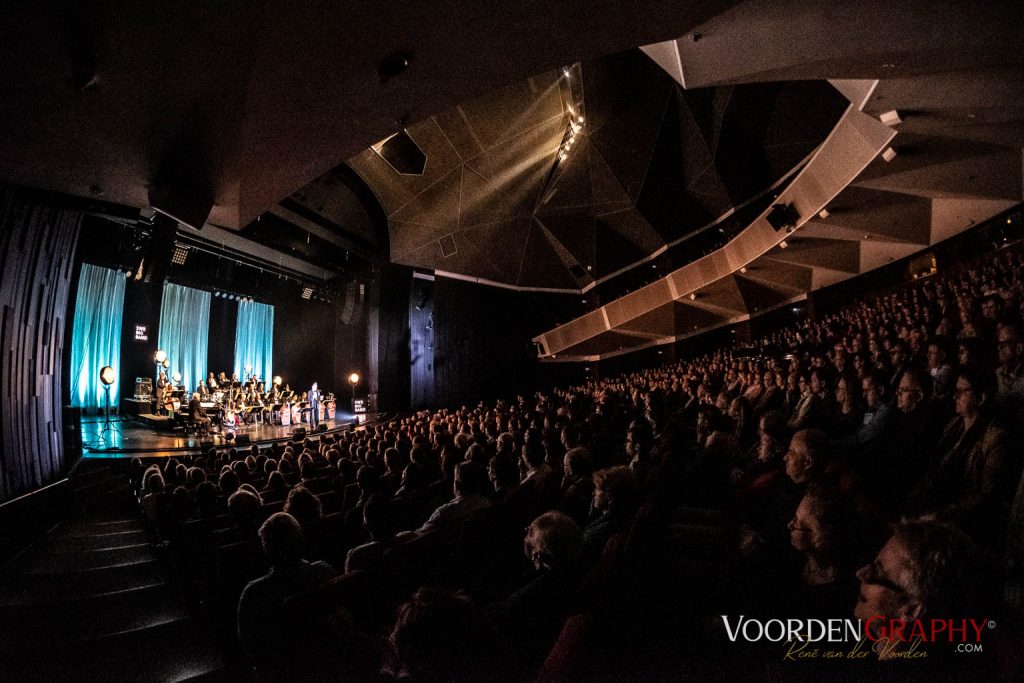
[162,358,170,368]
[172,371,182,383]
[99,366,116,386]
[348,372,360,386]
[154,349,167,364]
[273,375,282,387]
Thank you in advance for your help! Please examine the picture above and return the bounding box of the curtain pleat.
[234,300,274,383]
[70,264,126,411]
[157,283,211,393]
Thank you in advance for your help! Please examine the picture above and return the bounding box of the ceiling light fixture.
[779,240,789,249]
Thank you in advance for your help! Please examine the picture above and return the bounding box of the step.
[54,528,148,551]
[0,558,166,605]
[0,582,187,652]
[0,615,224,682]
[20,542,153,573]
[72,473,130,497]
[61,516,141,536]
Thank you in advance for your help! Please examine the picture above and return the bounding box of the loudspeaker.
[317,423,327,433]
[292,427,306,441]
[235,434,250,446]
[766,203,800,232]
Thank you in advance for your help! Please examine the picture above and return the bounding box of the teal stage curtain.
[70,264,126,411]
[234,300,274,384]
[158,283,211,393]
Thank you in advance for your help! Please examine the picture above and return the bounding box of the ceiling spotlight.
[577,116,585,124]
[739,266,747,274]
[818,209,830,219]
[562,68,571,78]
[558,152,567,161]
[301,287,314,300]
[689,292,697,301]
[779,240,789,249]
[882,147,897,162]
[879,110,902,127]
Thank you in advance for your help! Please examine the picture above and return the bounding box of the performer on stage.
[207,372,218,391]
[189,391,211,436]
[309,382,321,430]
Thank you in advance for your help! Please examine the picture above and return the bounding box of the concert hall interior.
[1,2,1023,681]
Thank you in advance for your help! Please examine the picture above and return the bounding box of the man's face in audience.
[890,346,905,368]
[788,496,825,555]
[810,373,824,396]
[954,378,980,418]
[926,344,943,370]
[982,298,1000,320]
[784,433,813,484]
[854,535,918,625]
[896,374,924,413]
[862,377,881,409]
[997,327,1021,366]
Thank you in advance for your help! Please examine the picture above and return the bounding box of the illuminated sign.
[134,324,148,342]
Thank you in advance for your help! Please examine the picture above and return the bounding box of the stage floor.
[80,413,386,459]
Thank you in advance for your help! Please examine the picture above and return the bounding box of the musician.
[189,391,211,436]
[198,380,210,399]
[309,382,321,430]
[207,372,218,390]
[158,378,174,416]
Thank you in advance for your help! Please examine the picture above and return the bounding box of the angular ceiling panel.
[517,224,580,289]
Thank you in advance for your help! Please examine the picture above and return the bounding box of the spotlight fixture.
[154,349,167,364]
[879,110,902,127]
[99,366,116,386]
[162,358,170,369]
[273,375,282,387]
[348,372,361,386]
[172,371,182,384]
[739,266,748,274]
[171,244,189,265]
[779,240,789,249]
[689,292,697,301]
[818,209,830,219]
[562,68,571,78]
[301,287,314,300]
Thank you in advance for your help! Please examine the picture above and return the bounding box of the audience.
[130,238,1024,680]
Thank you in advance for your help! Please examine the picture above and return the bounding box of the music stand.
[99,365,122,441]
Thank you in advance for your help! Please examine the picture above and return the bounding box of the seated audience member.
[927,336,957,400]
[488,454,520,504]
[237,512,338,675]
[388,588,494,682]
[284,485,324,557]
[784,483,862,617]
[504,440,561,527]
[837,370,893,456]
[488,511,585,672]
[583,466,638,558]
[212,489,262,546]
[260,470,289,503]
[829,373,865,439]
[345,494,399,573]
[559,446,595,526]
[381,446,408,497]
[995,322,1024,413]
[783,428,832,488]
[908,365,1019,543]
[417,462,492,538]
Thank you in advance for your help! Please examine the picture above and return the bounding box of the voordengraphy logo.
[720,615,989,643]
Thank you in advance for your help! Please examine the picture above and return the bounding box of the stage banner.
[234,299,274,384]
[70,264,126,410]
[157,283,211,393]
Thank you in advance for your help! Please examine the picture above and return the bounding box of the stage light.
[301,287,314,300]
[162,358,170,368]
[100,366,116,386]
[739,266,747,274]
[779,240,789,249]
[172,371,182,383]
[689,292,697,301]
[273,375,282,387]
[155,349,167,364]
[214,291,220,297]
[348,372,360,386]
[171,244,189,265]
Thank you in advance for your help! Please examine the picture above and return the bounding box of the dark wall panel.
[207,297,238,377]
[409,277,435,409]
[119,280,163,401]
[0,186,81,503]
[373,265,411,412]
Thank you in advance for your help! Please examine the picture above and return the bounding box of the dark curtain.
[374,265,412,412]
[0,185,82,503]
[409,276,435,409]
[207,296,238,377]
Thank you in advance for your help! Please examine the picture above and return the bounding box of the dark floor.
[0,466,226,682]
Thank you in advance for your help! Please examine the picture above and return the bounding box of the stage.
[79,412,390,459]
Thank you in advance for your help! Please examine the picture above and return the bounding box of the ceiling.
[1,1,1021,361]
[346,52,845,289]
